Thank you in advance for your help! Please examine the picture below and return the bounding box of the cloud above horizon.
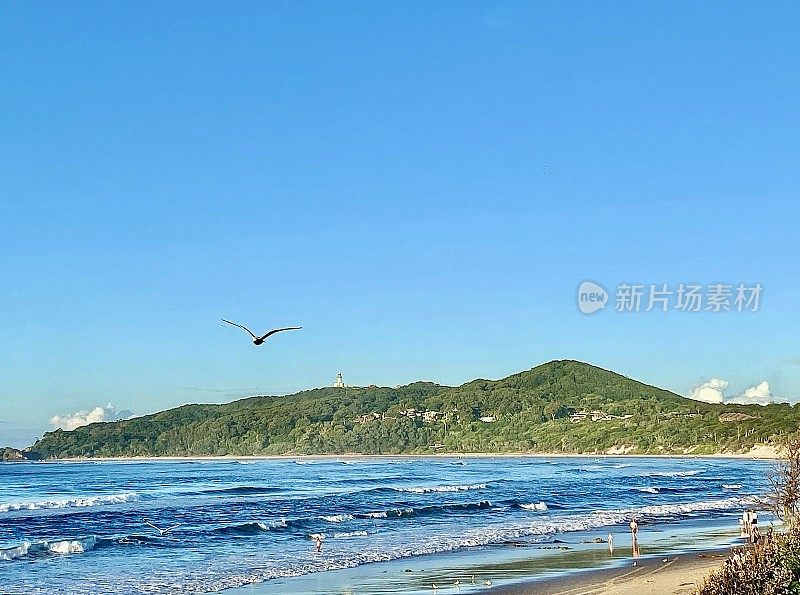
[688,379,782,406]
[726,381,775,406]
[50,403,133,431]
[688,378,728,404]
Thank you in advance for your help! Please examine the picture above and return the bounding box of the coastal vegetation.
[0,447,39,461]
[29,360,800,459]
[701,438,800,594]
[701,528,800,595]
[1,447,23,461]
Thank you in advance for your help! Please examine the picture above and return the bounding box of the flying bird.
[143,518,182,536]
[221,319,302,346]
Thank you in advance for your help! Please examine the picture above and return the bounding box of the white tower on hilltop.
[333,372,345,388]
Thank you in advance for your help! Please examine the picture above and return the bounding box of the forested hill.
[31,360,799,458]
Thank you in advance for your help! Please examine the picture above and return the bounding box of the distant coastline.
[28,361,796,461]
[26,446,783,463]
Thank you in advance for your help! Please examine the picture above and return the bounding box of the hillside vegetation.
[31,360,799,458]
[0,447,41,461]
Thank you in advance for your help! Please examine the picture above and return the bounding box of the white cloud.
[688,378,728,404]
[50,403,133,431]
[727,381,775,406]
[688,379,783,406]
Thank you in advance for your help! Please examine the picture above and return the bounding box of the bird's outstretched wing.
[143,519,162,533]
[163,523,182,534]
[222,319,257,339]
[258,327,302,341]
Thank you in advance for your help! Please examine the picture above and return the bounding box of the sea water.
[0,456,771,594]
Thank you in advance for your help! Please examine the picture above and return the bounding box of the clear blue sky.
[1,1,799,447]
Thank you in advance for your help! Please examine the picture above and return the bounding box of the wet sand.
[489,549,728,595]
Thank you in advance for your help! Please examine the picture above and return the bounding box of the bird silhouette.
[221,320,301,345]
[143,517,182,536]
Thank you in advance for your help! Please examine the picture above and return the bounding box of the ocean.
[0,456,771,594]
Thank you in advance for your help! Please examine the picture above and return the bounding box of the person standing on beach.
[629,519,639,558]
[312,534,323,553]
[608,533,614,554]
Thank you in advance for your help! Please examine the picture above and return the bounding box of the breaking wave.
[320,514,354,523]
[519,502,548,511]
[392,483,488,494]
[354,501,493,520]
[1,536,99,560]
[216,520,287,534]
[0,493,138,514]
[648,470,700,477]
[48,536,98,554]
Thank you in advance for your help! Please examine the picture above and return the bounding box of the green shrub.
[700,530,800,595]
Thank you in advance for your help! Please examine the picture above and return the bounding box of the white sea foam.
[599,496,757,519]
[0,541,34,561]
[395,484,487,493]
[361,511,388,518]
[220,497,758,583]
[649,470,700,477]
[320,514,354,523]
[634,487,660,494]
[47,536,97,554]
[723,484,742,490]
[333,531,368,538]
[0,492,138,513]
[520,502,548,511]
[501,496,759,544]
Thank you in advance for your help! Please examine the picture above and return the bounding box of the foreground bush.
[700,530,800,595]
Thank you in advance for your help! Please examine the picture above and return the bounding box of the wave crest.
[0,493,138,514]
[519,502,548,511]
[394,484,488,494]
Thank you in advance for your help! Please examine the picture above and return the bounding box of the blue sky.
[1,1,799,447]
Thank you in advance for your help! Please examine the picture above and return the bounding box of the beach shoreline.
[32,446,781,463]
[489,548,728,595]
[225,528,742,595]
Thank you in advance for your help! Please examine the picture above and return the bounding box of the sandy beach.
[491,549,728,595]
